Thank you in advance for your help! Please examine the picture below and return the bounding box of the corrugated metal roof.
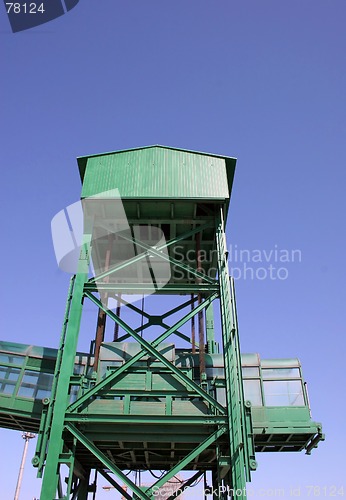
[77,145,236,200]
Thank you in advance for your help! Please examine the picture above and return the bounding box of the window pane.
[36,388,51,400]
[18,371,53,400]
[0,354,24,366]
[242,367,259,377]
[69,385,80,403]
[216,387,226,407]
[262,368,300,379]
[0,367,20,381]
[2,383,17,395]
[243,379,262,406]
[0,367,21,395]
[263,380,304,406]
[206,367,224,378]
[73,364,84,375]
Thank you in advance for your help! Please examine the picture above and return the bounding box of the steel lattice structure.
[0,146,323,499]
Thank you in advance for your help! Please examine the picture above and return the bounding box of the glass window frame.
[0,366,22,396]
[17,369,54,401]
[241,365,263,407]
[261,365,306,407]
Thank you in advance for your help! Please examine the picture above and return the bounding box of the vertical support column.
[216,208,248,498]
[40,230,92,500]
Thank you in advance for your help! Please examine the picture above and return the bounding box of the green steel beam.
[84,283,219,294]
[216,210,248,497]
[74,389,202,397]
[231,277,254,480]
[32,404,48,476]
[244,403,257,480]
[65,414,228,425]
[35,277,76,477]
[73,432,220,443]
[40,233,92,500]
[97,469,133,500]
[165,471,204,500]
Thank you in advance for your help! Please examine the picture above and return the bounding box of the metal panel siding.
[81,147,229,200]
[172,401,209,416]
[87,400,124,414]
[251,407,312,425]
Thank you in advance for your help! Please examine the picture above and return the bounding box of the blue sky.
[0,1,345,498]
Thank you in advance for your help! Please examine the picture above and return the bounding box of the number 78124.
[5,3,45,14]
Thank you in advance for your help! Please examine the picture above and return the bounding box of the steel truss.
[36,212,255,499]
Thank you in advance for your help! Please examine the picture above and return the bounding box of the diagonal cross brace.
[85,292,226,414]
[165,471,204,500]
[97,469,133,500]
[113,294,200,348]
[67,291,224,414]
[88,221,216,285]
[115,294,197,321]
[115,226,217,285]
[66,424,151,500]
[67,292,216,413]
[144,426,227,495]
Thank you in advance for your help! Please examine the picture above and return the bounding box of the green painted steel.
[40,233,93,499]
[0,146,324,498]
[0,340,323,450]
[216,211,247,493]
[85,291,226,415]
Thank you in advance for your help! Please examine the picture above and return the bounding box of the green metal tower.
[0,145,323,499]
[42,145,253,499]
